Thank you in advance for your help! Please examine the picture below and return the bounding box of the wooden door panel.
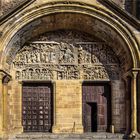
[82,83,109,132]
[22,83,53,132]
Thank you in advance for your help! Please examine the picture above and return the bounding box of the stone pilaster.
[111,80,126,133]
[130,71,138,137]
[16,81,23,132]
[52,81,56,132]
[124,77,131,135]
[3,83,8,132]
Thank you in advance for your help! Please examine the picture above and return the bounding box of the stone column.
[124,77,131,135]
[17,81,23,132]
[3,83,8,132]
[52,81,56,131]
[0,72,4,136]
[130,71,138,137]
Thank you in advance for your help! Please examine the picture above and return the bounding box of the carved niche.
[13,40,120,80]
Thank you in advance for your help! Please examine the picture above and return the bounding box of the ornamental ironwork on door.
[22,83,53,132]
[82,83,111,132]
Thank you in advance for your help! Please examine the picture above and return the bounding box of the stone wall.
[4,80,22,135]
[3,79,127,134]
[111,80,126,133]
[0,0,23,15]
[124,0,133,14]
[53,80,83,133]
[112,0,125,8]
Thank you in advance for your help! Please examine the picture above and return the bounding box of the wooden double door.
[22,83,53,132]
[82,83,111,132]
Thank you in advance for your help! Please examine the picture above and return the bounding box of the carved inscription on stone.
[13,42,120,80]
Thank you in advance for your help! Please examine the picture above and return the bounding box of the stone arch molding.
[0,0,139,77]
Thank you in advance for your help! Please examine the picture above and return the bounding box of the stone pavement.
[6,133,140,140]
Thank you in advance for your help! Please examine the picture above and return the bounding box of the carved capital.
[18,81,23,85]
[0,72,5,81]
[3,75,11,84]
[131,71,138,79]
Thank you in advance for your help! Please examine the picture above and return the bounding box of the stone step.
[7,133,140,140]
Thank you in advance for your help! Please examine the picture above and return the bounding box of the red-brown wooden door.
[82,83,111,132]
[22,83,53,132]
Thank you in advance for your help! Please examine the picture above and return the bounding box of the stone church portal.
[0,1,139,139]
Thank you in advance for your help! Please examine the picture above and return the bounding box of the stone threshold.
[6,132,140,140]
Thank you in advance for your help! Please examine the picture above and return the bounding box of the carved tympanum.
[13,40,120,80]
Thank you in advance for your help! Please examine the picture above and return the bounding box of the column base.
[129,131,138,138]
[13,126,24,134]
[110,125,115,133]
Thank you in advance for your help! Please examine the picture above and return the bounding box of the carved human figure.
[78,46,84,63]
[35,69,40,79]
[49,52,56,63]
[65,47,74,63]
[22,70,26,79]
[91,55,99,63]
[85,52,91,63]
[59,43,74,63]
[28,69,34,79]
[30,52,37,63]
[16,71,21,79]
[35,51,41,63]
[40,52,47,63]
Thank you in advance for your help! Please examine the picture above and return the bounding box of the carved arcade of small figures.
[13,41,120,80]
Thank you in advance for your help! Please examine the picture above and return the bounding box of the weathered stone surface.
[0,0,139,139]
[0,0,23,15]
[112,0,125,8]
[7,132,140,140]
[111,80,126,132]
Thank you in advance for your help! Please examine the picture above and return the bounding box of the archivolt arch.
[0,1,139,74]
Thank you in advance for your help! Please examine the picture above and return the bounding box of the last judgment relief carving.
[12,31,120,80]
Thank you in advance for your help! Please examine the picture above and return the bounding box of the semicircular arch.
[0,1,139,74]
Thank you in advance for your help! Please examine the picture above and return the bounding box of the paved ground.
[4,132,140,140]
